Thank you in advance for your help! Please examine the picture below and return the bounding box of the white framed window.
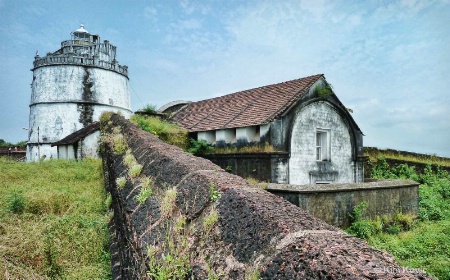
[316,129,330,161]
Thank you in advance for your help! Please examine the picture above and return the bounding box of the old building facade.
[26,25,132,161]
[167,74,364,185]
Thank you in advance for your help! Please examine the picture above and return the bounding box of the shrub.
[348,202,368,223]
[386,224,402,235]
[347,219,381,239]
[393,212,415,231]
[188,138,213,155]
[371,157,394,179]
[143,104,157,114]
[6,190,25,214]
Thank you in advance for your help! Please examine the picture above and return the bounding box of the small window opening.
[316,129,330,161]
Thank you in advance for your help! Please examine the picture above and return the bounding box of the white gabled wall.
[289,101,354,185]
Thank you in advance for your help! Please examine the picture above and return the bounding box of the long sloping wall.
[101,114,430,279]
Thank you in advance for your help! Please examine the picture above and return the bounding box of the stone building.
[165,74,364,184]
[26,25,132,161]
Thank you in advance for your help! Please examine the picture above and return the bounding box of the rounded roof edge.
[158,100,191,113]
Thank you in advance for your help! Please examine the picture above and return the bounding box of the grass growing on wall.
[364,147,450,167]
[0,158,111,280]
[130,114,189,150]
[348,158,450,279]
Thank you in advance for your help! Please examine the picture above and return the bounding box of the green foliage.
[0,139,27,148]
[143,104,157,114]
[112,133,127,155]
[188,138,214,155]
[314,83,333,99]
[123,150,137,168]
[203,207,218,233]
[116,176,127,189]
[209,183,221,202]
[147,223,191,279]
[348,202,368,223]
[130,114,189,150]
[0,158,111,279]
[99,111,114,125]
[347,202,382,239]
[136,186,153,205]
[6,190,26,214]
[225,165,233,172]
[128,163,143,179]
[362,156,450,279]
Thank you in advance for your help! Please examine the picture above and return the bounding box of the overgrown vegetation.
[130,114,189,150]
[207,142,277,154]
[147,221,191,279]
[365,147,450,167]
[142,104,158,114]
[314,83,333,99]
[346,157,450,279]
[0,158,111,279]
[187,139,214,155]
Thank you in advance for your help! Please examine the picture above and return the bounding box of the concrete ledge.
[101,114,430,279]
[266,179,419,193]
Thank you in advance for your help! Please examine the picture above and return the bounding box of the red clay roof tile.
[173,74,323,132]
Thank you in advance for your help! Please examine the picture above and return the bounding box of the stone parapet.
[101,114,430,279]
[32,55,128,77]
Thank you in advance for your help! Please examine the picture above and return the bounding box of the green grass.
[130,114,189,150]
[0,157,111,280]
[349,157,450,279]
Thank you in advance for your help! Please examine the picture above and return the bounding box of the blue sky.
[1,0,449,157]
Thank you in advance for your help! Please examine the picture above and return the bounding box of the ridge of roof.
[172,74,324,132]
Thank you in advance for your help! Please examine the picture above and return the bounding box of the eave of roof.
[51,122,100,146]
[172,74,324,132]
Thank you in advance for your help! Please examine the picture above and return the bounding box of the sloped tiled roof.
[51,122,100,146]
[172,74,324,132]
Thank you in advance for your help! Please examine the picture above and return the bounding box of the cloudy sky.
[0,0,449,156]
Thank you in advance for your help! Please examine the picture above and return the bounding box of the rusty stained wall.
[289,101,362,184]
[27,65,131,161]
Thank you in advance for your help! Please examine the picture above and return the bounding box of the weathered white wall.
[31,66,131,108]
[80,130,100,158]
[27,65,131,161]
[260,124,270,139]
[289,102,354,185]
[216,129,235,143]
[236,126,256,143]
[198,131,216,144]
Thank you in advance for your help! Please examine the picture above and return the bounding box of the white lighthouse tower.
[26,25,132,161]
